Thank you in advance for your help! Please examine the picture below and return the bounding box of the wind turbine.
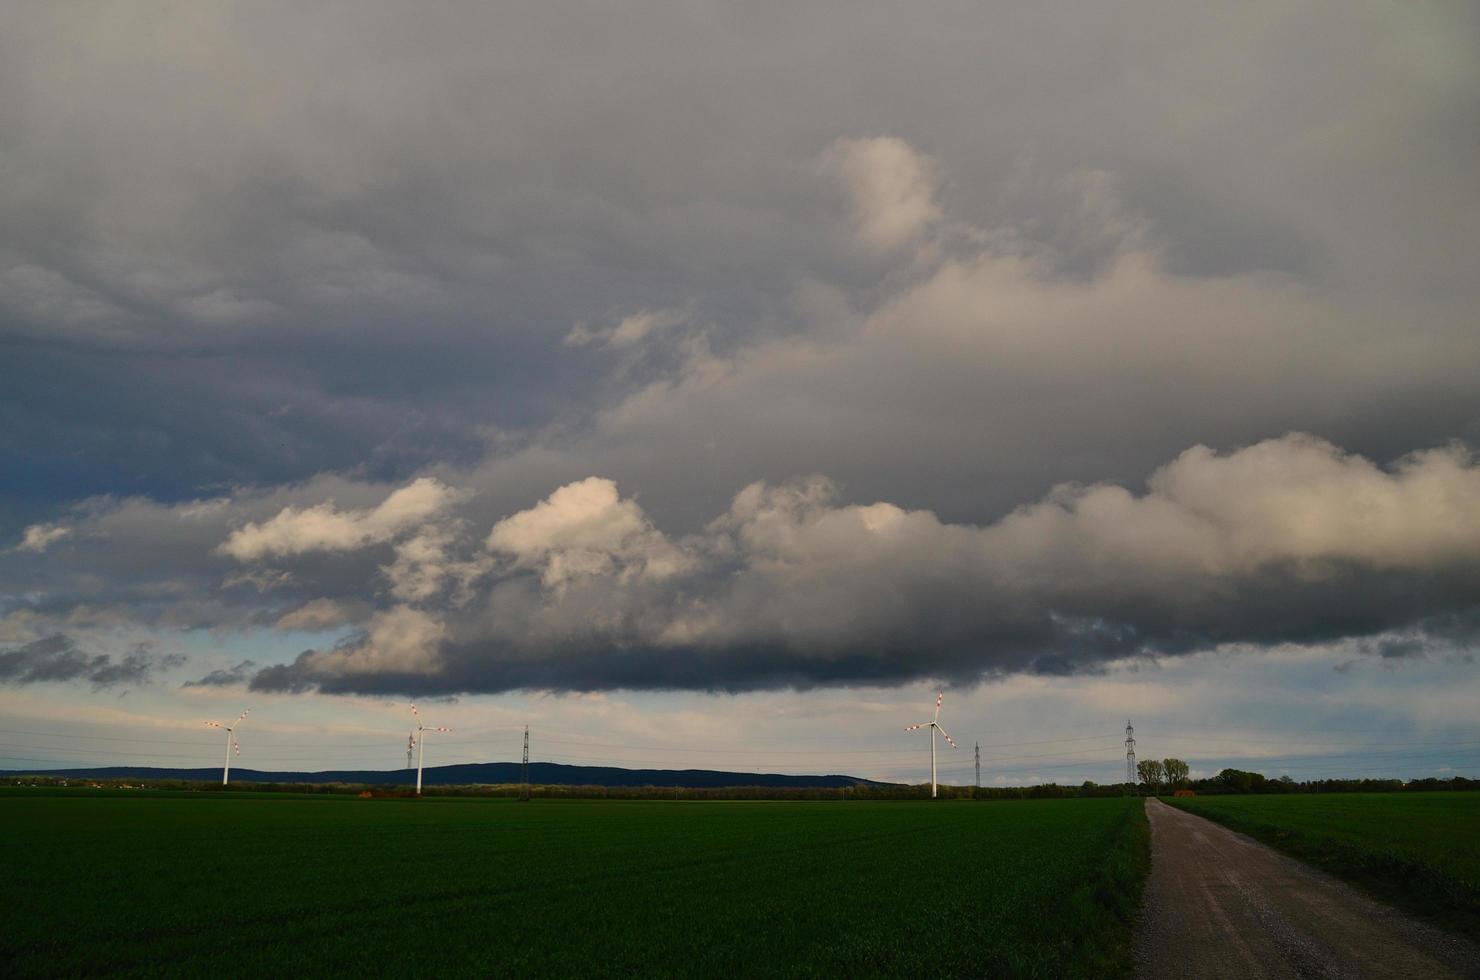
[411,704,450,796]
[205,708,249,786]
[905,692,956,798]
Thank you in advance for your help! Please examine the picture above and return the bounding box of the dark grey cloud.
[230,435,1480,695]
[185,659,258,688]
[0,635,183,688]
[6,431,1480,696]
[3,5,1478,698]
[3,3,1478,520]
[245,566,1480,697]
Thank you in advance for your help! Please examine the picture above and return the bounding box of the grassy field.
[1167,792,1480,937]
[1,790,1146,978]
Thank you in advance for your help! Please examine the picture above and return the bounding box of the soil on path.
[1134,797,1480,979]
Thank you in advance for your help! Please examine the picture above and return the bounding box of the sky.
[3,2,1479,785]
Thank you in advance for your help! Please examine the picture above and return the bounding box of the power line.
[1141,732,1480,750]
[1183,744,1480,766]
[0,744,220,760]
[8,716,1480,785]
[0,728,206,745]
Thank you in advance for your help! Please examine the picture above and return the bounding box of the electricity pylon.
[1125,720,1137,791]
[520,725,531,802]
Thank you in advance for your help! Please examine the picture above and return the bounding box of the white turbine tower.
[905,692,956,798]
[205,708,249,786]
[411,704,450,796]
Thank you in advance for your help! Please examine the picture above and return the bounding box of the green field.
[2,790,1146,978]
[1167,792,1480,936]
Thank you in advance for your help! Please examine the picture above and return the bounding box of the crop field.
[1167,792,1480,936]
[2,790,1146,978]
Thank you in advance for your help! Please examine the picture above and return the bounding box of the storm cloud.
[3,4,1478,513]
[2,5,1479,698]
[0,635,183,689]
[184,659,258,688]
[11,430,1477,695]
[223,434,1480,695]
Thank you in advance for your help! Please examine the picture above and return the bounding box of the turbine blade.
[411,703,419,718]
[905,723,927,731]
[205,721,222,729]
[936,725,957,748]
[934,692,942,722]
[236,708,250,725]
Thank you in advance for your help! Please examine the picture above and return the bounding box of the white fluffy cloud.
[1008,436,1480,578]
[274,598,362,632]
[16,523,71,553]
[714,434,1480,626]
[564,309,687,350]
[291,605,445,679]
[824,136,942,250]
[220,477,465,561]
[234,432,1480,694]
[8,427,1480,695]
[486,477,692,588]
[383,524,491,604]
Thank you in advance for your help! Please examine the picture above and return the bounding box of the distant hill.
[0,761,890,789]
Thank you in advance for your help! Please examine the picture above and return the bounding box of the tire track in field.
[1134,798,1480,979]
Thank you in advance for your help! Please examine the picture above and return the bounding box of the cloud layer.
[220,478,463,560]
[0,635,183,689]
[285,435,1480,694]
[3,4,1477,518]
[12,431,1476,697]
[2,6,1478,703]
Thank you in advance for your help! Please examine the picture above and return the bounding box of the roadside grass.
[2,791,1147,978]
[1166,792,1480,939]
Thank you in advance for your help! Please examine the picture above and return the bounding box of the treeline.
[1124,759,1480,796]
[1185,769,1480,795]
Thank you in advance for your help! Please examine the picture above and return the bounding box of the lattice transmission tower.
[1125,720,1136,788]
[520,725,531,802]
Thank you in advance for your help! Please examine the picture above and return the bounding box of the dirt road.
[1134,798,1480,979]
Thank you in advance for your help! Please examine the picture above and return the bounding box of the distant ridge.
[0,760,890,789]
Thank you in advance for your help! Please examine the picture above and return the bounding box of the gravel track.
[1134,797,1480,979]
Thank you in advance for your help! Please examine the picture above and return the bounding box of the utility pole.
[975,742,981,788]
[1125,720,1137,793]
[520,725,531,802]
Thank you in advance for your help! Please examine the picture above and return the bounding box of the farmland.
[1166,792,1480,937]
[1,790,1146,978]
